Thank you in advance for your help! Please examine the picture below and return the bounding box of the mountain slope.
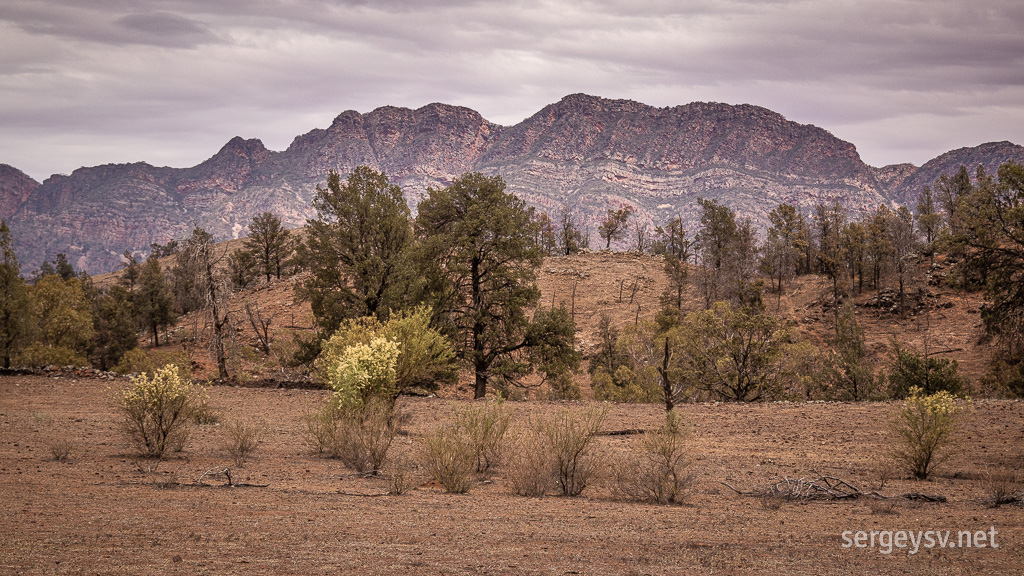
[4,95,1023,274]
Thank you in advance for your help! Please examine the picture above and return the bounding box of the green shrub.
[14,342,88,368]
[888,339,967,398]
[889,387,969,479]
[116,364,203,458]
[613,411,693,505]
[315,306,456,399]
[316,336,401,407]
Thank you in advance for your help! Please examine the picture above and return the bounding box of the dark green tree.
[90,285,138,370]
[243,212,292,283]
[694,198,737,308]
[135,253,177,347]
[54,253,75,280]
[888,338,965,398]
[558,207,589,255]
[119,250,141,295]
[654,217,692,309]
[0,220,30,368]
[416,172,577,398]
[826,304,878,400]
[916,185,943,266]
[300,167,413,334]
[944,162,1024,392]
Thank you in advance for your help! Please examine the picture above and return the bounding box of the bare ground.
[2,374,1023,575]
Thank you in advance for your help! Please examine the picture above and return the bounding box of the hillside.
[4,94,1024,274]
[106,247,991,399]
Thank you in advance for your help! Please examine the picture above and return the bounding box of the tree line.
[2,161,1022,402]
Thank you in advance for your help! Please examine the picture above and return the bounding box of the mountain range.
[3,93,1023,274]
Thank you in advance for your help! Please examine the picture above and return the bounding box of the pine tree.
[135,253,176,347]
[417,172,578,398]
[0,220,29,368]
[243,212,292,283]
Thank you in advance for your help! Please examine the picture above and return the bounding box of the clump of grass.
[222,419,267,467]
[46,435,75,463]
[613,411,693,505]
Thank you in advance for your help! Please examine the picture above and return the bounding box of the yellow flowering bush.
[317,336,400,408]
[889,386,970,479]
[116,364,202,457]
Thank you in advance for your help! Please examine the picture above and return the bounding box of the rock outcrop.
[4,94,1023,274]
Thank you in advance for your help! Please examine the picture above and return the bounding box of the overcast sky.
[2,0,1023,182]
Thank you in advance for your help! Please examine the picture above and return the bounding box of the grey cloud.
[1,0,1022,180]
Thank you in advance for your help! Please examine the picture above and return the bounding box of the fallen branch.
[723,475,946,503]
[197,466,269,488]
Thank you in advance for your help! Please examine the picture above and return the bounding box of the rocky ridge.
[3,94,1023,274]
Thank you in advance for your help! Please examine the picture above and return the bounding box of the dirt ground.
[2,374,1022,575]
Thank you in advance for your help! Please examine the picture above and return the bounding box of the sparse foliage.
[613,411,692,505]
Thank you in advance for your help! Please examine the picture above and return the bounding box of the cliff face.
[0,164,40,221]
[4,94,1023,273]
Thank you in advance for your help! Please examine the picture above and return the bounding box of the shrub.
[315,306,456,399]
[888,339,967,398]
[45,434,74,463]
[453,399,513,474]
[421,426,476,494]
[613,411,693,505]
[222,419,267,467]
[981,466,1022,508]
[504,424,554,497]
[384,451,413,495]
[304,397,399,473]
[540,405,608,496]
[316,336,401,407]
[191,390,222,425]
[115,364,203,458]
[888,387,968,479]
[15,342,88,368]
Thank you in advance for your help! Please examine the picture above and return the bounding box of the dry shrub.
[613,411,693,505]
[541,405,608,497]
[421,426,476,494]
[982,466,1023,508]
[384,451,413,495]
[453,399,513,474]
[191,390,222,425]
[504,423,554,497]
[46,435,74,463]
[304,397,399,473]
[222,419,266,467]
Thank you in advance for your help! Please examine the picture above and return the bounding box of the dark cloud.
[0,0,1022,180]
